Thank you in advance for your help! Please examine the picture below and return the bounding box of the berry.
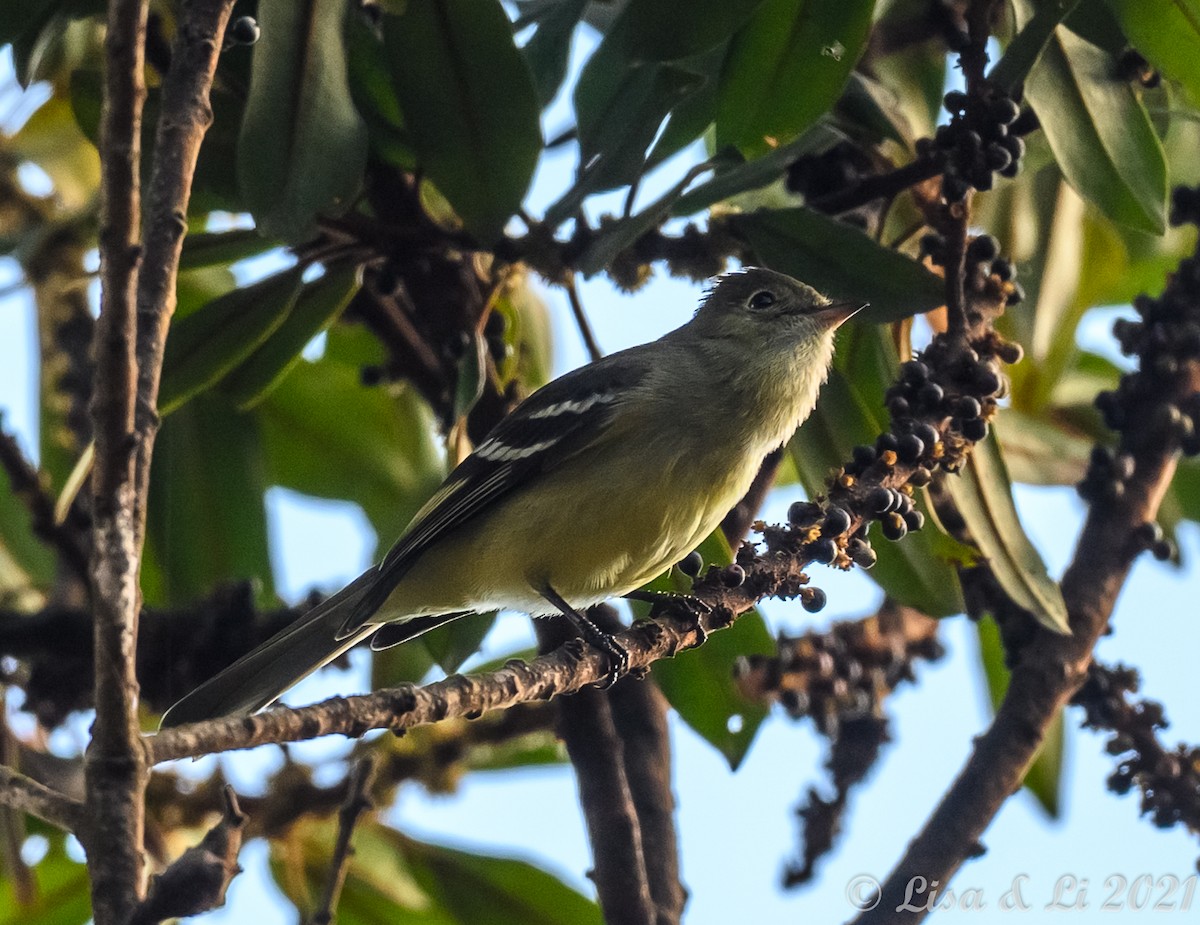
[913,422,940,448]
[897,433,925,463]
[802,587,828,613]
[991,259,1016,282]
[722,564,746,587]
[1006,282,1026,305]
[909,467,933,488]
[967,235,1000,263]
[901,360,931,384]
[679,551,703,577]
[848,538,877,569]
[943,90,968,113]
[229,15,261,45]
[865,486,894,515]
[822,506,852,536]
[917,381,945,408]
[955,396,982,419]
[903,509,925,532]
[876,432,900,454]
[852,444,877,468]
[810,538,838,564]
[882,512,908,541]
[1151,539,1174,562]
[788,501,822,527]
[961,417,989,441]
[989,97,1020,125]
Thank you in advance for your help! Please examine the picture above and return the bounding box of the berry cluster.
[922,231,1025,308]
[784,141,876,201]
[735,608,944,736]
[1073,663,1200,839]
[1078,185,1200,532]
[922,86,1027,201]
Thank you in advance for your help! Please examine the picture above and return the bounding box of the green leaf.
[618,0,769,62]
[669,123,842,216]
[989,0,1080,94]
[219,266,361,410]
[238,0,368,240]
[976,616,1064,816]
[8,96,99,213]
[1102,0,1200,103]
[178,229,278,270]
[996,408,1092,487]
[944,425,1071,634]
[0,835,90,925]
[520,0,589,105]
[272,818,602,925]
[142,394,274,606]
[0,458,56,598]
[381,0,542,242]
[159,267,305,415]
[550,60,703,225]
[256,356,445,554]
[728,207,945,323]
[788,325,971,617]
[714,0,876,156]
[420,611,497,675]
[644,531,775,769]
[1023,24,1167,234]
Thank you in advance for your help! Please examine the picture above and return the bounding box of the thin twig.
[310,758,375,925]
[86,0,150,918]
[565,273,604,362]
[0,765,86,833]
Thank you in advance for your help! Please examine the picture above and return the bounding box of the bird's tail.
[159,571,383,729]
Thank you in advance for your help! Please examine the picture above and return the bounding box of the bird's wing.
[338,348,651,636]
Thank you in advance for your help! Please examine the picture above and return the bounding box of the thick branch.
[87,0,150,919]
[130,0,235,547]
[0,766,85,833]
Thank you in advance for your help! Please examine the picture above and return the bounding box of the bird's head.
[690,267,862,349]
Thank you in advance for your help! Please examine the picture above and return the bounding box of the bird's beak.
[816,300,867,327]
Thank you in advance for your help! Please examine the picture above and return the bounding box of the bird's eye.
[748,290,776,310]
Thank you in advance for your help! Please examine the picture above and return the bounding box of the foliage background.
[1,0,1200,921]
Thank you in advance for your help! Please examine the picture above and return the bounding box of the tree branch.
[0,765,85,834]
[130,0,236,548]
[309,758,374,925]
[87,0,150,918]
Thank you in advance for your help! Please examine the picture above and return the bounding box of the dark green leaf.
[989,0,1080,93]
[618,0,768,62]
[452,334,488,423]
[669,124,842,215]
[256,355,445,554]
[521,0,590,104]
[788,325,971,617]
[714,0,875,156]
[382,0,542,242]
[143,394,274,606]
[0,459,56,595]
[944,425,1071,634]
[645,530,775,769]
[1103,0,1200,103]
[976,616,1064,816]
[996,408,1091,487]
[1023,24,1167,234]
[238,0,368,240]
[159,267,305,415]
[271,819,602,925]
[550,60,704,225]
[420,611,497,675]
[219,266,361,410]
[346,11,415,169]
[178,229,277,271]
[728,207,945,323]
[644,44,729,168]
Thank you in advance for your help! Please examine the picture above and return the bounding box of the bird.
[159,267,861,728]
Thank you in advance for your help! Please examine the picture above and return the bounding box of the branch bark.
[87,0,150,919]
[0,765,85,833]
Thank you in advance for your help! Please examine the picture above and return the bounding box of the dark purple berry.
[882,512,908,541]
[822,506,852,536]
[852,444,877,467]
[788,500,822,527]
[956,396,982,419]
[876,432,899,454]
[989,97,1020,125]
[848,538,877,569]
[810,538,838,564]
[679,551,703,577]
[901,360,930,384]
[722,564,746,587]
[961,417,989,441]
[903,509,925,532]
[967,235,1000,263]
[991,259,1015,282]
[909,466,933,487]
[230,15,261,45]
[914,423,940,448]
[917,381,945,408]
[943,90,968,113]
[866,486,894,515]
[897,433,925,463]
[802,587,828,613]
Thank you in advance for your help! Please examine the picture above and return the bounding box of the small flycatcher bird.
[160,267,861,728]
